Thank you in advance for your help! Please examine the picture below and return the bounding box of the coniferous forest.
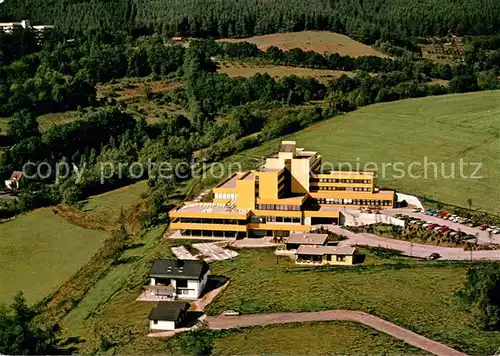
[1,0,500,40]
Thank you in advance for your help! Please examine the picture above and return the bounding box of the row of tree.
[2,0,500,40]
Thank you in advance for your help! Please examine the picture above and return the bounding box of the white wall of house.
[150,271,209,299]
[149,320,175,331]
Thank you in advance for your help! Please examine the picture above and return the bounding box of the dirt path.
[206,310,467,356]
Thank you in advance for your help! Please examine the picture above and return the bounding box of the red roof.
[10,171,23,180]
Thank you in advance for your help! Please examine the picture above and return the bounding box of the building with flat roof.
[170,141,395,238]
[285,232,329,250]
[0,19,54,33]
[295,245,359,265]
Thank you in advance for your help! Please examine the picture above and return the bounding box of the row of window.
[252,216,302,224]
[313,178,372,184]
[214,193,237,200]
[256,204,301,211]
[316,198,392,206]
[176,218,247,225]
[311,186,371,192]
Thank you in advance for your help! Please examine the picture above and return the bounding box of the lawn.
[212,321,429,355]
[229,90,500,214]
[217,60,356,83]
[80,181,148,221]
[206,248,499,355]
[0,209,107,304]
[218,31,387,58]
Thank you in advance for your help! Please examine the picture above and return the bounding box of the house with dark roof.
[147,259,210,300]
[149,301,190,331]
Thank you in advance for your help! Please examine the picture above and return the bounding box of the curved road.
[207,310,467,356]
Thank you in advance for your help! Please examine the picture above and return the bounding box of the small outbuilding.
[148,301,190,331]
[284,232,329,250]
[295,245,359,265]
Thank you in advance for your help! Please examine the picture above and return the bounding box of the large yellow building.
[170,141,395,238]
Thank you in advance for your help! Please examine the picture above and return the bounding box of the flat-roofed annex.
[296,245,357,256]
[286,232,328,245]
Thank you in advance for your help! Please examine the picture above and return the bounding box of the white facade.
[150,271,209,300]
[149,319,175,331]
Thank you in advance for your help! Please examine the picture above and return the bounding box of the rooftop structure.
[170,141,395,239]
[286,233,329,246]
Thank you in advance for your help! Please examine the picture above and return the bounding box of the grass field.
[217,60,356,83]
[219,31,387,57]
[96,80,182,101]
[0,209,107,304]
[206,248,498,355]
[80,181,148,222]
[229,90,500,214]
[212,321,428,355]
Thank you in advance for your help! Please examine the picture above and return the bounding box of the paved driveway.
[207,310,467,356]
[327,226,500,260]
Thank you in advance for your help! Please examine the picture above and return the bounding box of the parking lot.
[382,209,499,244]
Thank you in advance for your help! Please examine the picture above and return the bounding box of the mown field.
[206,248,498,355]
[212,321,429,355]
[80,181,149,222]
[228,90,500,214]
[219,31,388,57]
[217,60,356,83]
[0,209,107,304]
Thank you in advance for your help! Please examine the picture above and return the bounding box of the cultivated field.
[206,248,497,355]
[232,90,500,214]
[219,31,387,57]
[96,80,182,100]
[212,321,428,355]
[0,209,107,304]
[217,60,356,83]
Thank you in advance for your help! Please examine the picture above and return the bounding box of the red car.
[438,226,450,233]
[426,223,439,229]
[438,212,448,218]
[479,225,489,230]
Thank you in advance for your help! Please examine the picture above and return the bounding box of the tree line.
[2,0,500,41]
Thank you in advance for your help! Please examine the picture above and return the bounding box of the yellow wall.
[170,211,249,219]
[236,179,256,210]
[256,171,279,199]
[322,254,354,265]
[290,158,310,194]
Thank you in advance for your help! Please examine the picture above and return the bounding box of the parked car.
[426,223,439,229]
[438,226,450,233]
[479,225,489,231]
[428,252,441,260]
[493,229,500,235]
[223,310,240,316]
[433,226,443,231]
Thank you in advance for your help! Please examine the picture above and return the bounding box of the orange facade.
[169,141,395,237]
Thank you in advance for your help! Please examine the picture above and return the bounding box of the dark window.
[177,279,188,288]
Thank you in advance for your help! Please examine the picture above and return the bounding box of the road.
[207,310,467,356]
[328,226,500,260]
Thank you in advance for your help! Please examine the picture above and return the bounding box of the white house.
[0,19,54,33]
[148,259,209,300]
[148,301,190,331]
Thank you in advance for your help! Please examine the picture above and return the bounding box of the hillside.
[218,31,387,57]
[230,91,500,214]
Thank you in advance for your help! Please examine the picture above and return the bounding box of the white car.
[223,310,240,316]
